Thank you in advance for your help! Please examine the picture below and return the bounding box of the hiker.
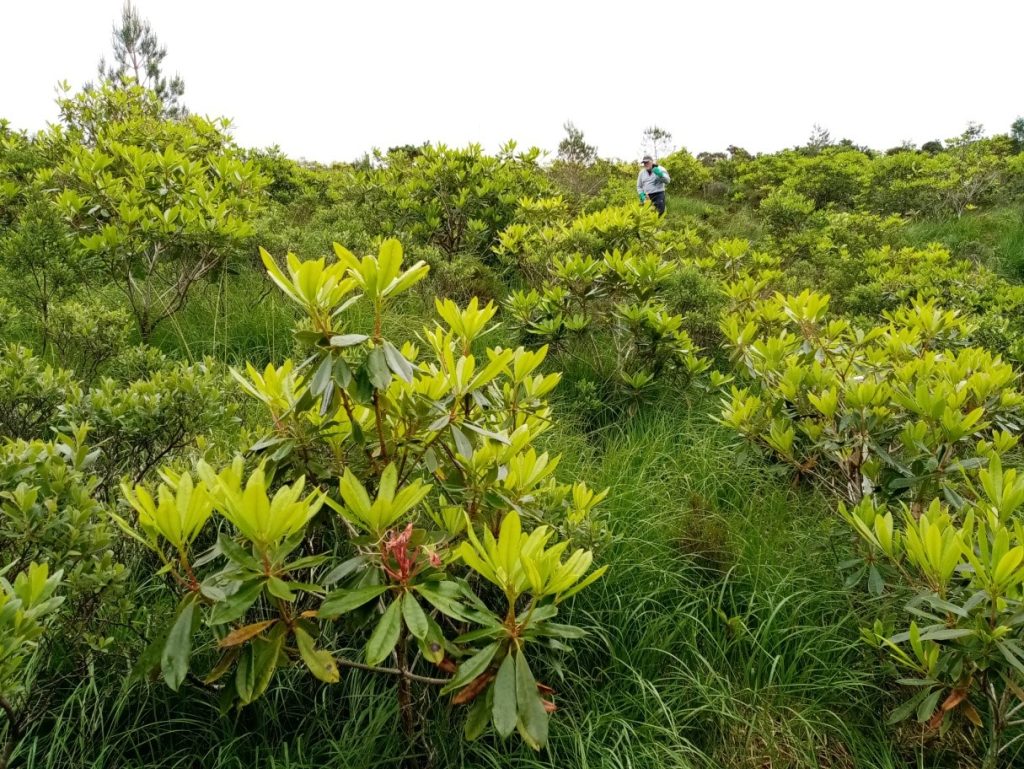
[637,155,670,216]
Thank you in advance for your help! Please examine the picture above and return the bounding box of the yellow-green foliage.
[501,204,713,396]
[719,289,1024,508]
[51,81,266,340]
[495,201,663,280]
[353,142,549,258]
[854,244,1024,360]
[719,277,1024,760]
[119,239,607,749]
[0,563,63,700]
[842,453,1024,757]
[731,132,1020,218]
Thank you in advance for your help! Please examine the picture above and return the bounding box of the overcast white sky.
[2,0,1022,163]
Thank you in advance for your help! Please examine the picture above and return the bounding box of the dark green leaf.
[237,628,284,705]
[463,422,510,443]
[322,554,369,587]
[383,340,414,383]
[441,642,499,694]
[402,593,429,640]
[319,584,389,619]
[310,355,333,395]
[844,566,866,589]
[283,554,329,572]
[416,615,447,665]
[514,650,548,750]
[416,583,472,622]
[888,689,928,724]
[351,368,374,404]
[209,579,265,625]
[296,330,326,347]
[161,598,196,692]
[365,597,403,666]
[892,626,974,643]
[333,358,353,388]
[427,414,450,432]
[235,644,256,703]
[997,640,1024,678]
[529,621,587,640]
[318,380,335,416]
[464,686,492,741]
[249,434,286,452]
[266,576,295,601]
[366,347,392,390]
[867,565,884,596]
[199,581,228,602]
[917,628,974,642]
[455,625,506,644]
[896,677,939,687]
[492,654,517,737]
[217,534,261,570]
[914,594,969,618]
[423,447,439,472]
[916,688,942,723]
[517,603,557,625]
[330,334,369,348]
[131,621,170,682]
[450,425,473,458]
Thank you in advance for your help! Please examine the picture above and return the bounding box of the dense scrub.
[3,67,1024,769]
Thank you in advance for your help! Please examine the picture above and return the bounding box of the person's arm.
[653,165,671,184]
[637,171,646,201]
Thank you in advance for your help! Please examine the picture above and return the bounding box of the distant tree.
[550,122,603,207]
[836,139,872,154]
[697,151,728,167]
[351,151,375,173]
[557,121,597,166]
[1011,117,1024,153]
[921,140,944,154]
[941,123,1003,217]
[97,1,186,118]
[885,141,917,156]
[641,126,674,160]
[387,143,428,159]
[804,124,832,155]
[955,122,986,145]
[727,145,753,162]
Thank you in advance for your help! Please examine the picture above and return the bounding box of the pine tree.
[640,126,674,161]
[804,124,832,155]
[98,1,186,117]
[557,122,597,166]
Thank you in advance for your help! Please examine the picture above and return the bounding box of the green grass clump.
[900,204,1024,275]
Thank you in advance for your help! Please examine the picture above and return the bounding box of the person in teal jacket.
[637,155,670,216]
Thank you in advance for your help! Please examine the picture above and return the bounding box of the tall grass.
[149,267,442,367]
[20,402,902,769]
[900,204,1024,276]
[148,268,299,366]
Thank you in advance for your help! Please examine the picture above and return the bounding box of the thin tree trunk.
[395,627,420,769]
